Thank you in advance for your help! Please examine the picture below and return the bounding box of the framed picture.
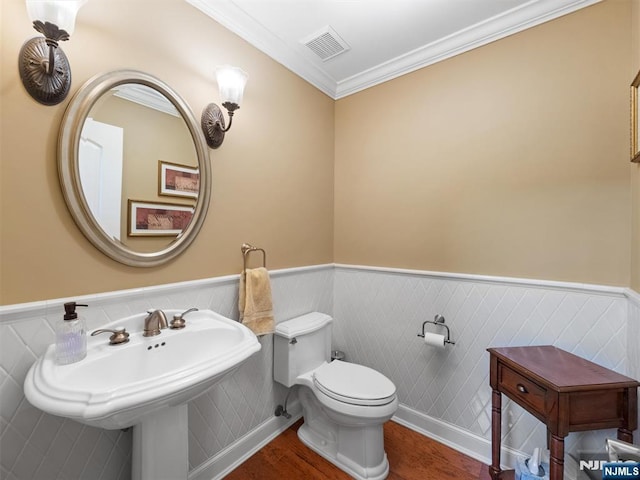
[128,200,194,236]
[158,161,199,198]
[632,69,640,163]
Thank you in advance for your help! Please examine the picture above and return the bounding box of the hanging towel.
[239,267,275,335]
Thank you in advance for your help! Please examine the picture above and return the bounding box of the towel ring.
[241,243,266,273]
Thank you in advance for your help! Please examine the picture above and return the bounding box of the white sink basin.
[24,309,261,430]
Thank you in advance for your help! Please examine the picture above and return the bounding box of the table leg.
[490,389,502,480]
[617,428,633,443]
[549,434,565,480]
[618,387,637,444]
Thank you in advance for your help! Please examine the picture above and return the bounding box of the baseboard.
[188,400,302,480]
[392,404,524,470]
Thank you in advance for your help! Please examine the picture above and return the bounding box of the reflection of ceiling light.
[201,65,248,149]
[113,85,180,117]
[19,0,88,105]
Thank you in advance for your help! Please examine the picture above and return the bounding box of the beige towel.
[239,267,275,335]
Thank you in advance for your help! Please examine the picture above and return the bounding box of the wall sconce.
[19,0,87,106]
[201,65,248,149]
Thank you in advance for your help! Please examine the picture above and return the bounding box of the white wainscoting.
[0,265,332,480]
[1,264,637,480]
[332,265,635,469]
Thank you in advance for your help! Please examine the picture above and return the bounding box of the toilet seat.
[312,361,396,406]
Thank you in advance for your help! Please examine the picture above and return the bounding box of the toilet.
[273,312,398,480]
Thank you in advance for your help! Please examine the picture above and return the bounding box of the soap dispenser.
[55,302,88,365]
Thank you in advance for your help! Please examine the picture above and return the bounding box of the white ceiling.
[186,0,600,99]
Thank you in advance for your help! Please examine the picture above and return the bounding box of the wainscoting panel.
[1,264,636,479]
[626,289,640,425]
[0,265,333,480]
[187,266,333,470]
[332,265,632,464]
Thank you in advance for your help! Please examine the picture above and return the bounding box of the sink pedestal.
[132,405,189,480]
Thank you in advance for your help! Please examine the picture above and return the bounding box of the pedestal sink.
[24,309,261,480]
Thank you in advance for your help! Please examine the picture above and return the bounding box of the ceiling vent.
[302,26,350,62]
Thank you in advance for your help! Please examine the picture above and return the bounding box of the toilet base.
[294,384,394,480]
[297,419,390,480]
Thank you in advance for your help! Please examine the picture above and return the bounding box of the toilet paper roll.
[423,332,446,348]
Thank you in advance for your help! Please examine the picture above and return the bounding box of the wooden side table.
[487,346,639,480]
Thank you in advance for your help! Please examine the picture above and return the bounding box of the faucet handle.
[91,327,130,345]
[170,308,198,329]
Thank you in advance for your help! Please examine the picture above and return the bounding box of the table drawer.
[499,364,547,417]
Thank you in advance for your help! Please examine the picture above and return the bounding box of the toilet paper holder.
[418,314,455,345]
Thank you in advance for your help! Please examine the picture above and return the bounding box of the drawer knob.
[517,384,528,394]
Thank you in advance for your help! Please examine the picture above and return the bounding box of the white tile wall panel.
[333,265,633,462]
[0,264,636,479]
[627,289,640,448]
[627,291,640,380]
[0,265,333,480]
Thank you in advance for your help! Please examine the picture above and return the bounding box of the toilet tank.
[273,312,333,387]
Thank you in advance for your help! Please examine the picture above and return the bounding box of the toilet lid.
[313,361,396,406]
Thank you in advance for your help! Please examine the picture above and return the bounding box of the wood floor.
[225,419,492,479]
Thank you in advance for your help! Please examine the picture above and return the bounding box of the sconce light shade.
[19,0,87,105]
[201,65,248,149]
[26,0,87,35]
[216,65,248,107]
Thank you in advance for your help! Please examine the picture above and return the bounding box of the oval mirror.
[59,70,211,267]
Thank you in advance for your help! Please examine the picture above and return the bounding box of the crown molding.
[114,84,180,116]
[185,0,338,98]
[186,0,601,100]
[335,0,601,98]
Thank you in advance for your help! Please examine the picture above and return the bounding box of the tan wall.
[335,0,632,286]
[631,1,640,291]
[0,0,335,304]
[1,0,635,304]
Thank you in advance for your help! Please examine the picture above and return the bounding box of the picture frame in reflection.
[158,161,199,198]
[128,200,194,236]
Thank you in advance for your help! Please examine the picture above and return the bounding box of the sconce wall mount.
[201,101,239,149]
[19,0,87,106]
[19,27,71,106]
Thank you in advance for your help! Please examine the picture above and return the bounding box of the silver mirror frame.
[58,70,211,267]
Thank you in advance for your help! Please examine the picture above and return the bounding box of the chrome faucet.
[143,309,168,337]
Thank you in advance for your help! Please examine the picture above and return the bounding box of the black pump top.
[63,302,88,320]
